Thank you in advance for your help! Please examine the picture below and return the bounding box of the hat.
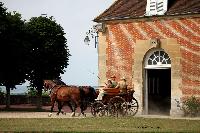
[107,79,111,81]
[110,75,116,78]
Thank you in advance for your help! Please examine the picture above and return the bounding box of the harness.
[49,85,65,96]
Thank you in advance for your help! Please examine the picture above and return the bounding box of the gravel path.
[0,105,199,119]
[0,104,92,118]
[0,111,92,118]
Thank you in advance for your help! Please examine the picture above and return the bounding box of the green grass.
[0,117,199,132]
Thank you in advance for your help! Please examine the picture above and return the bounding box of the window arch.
[145,49,171,69]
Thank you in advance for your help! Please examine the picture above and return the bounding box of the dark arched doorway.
[144,49,171,115]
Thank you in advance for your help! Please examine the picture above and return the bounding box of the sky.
[1,0,113,87]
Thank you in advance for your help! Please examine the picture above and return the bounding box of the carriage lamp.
[84,24,102,48]
[84,35,90,45]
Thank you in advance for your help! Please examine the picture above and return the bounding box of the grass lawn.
[0,117,200,132]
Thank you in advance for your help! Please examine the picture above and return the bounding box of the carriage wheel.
[126,97,139,116]
[108,96,127,117]
[91,101,105,117]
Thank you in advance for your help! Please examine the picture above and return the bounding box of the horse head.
[43,80,57,91]
[44,79,66,90]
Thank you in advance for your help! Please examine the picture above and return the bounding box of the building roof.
[94,0,200,22]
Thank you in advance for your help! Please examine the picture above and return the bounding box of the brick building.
[94,0,200,116]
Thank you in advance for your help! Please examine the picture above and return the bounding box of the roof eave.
[94,12,200,23]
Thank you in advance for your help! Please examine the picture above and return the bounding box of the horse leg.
[57,101,62,115]
[78,104,84,117]
[67,101,73,112]
[67,102,75,117]
[48,100,55,117]
[69,101,77,117]
[61,102,66,115]
[79,102,87,117]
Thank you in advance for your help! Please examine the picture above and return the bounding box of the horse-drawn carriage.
[91,87,139,117]
[44,80,139,117]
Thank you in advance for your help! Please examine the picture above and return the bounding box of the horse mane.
[52,79,66,85]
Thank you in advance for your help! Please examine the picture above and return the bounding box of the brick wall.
[99,17,200,100]
[99,17,200,112]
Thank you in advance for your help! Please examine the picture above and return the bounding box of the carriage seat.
[103,88,120,95]
[96,87,134,96]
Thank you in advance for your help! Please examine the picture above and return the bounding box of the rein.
[49,84,57,91]
[47,84,59,95]
[49,85,67,96]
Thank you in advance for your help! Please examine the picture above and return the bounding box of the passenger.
[106,79,113,88]
[110,75,117,88]
[96,79,112,100]
[115,77,127,93]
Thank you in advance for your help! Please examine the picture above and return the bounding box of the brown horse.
[44,80,96,117]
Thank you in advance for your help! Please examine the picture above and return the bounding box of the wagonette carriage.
[91,87,139,117]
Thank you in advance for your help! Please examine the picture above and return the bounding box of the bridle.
[44,81,57,92]
[49,84,57,91]
[44,80,68,96]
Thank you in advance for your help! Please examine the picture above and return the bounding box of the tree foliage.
[0,2,29,88]
[26,16,70,87]
[26,16,70,108]
[0,2,30,108]
[0,2,70,109]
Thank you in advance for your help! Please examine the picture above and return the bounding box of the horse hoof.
[78,113,81,117]
[61,111,66,115]
[48,113,52,117]
[70,112,75,117]
[61,111,65,115]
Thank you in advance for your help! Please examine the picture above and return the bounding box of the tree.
[0,2,30,108]
[26,16,70,109]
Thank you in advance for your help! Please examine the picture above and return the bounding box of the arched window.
[145,50,171,69]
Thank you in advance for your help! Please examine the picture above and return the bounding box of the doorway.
[147,68,171,115]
